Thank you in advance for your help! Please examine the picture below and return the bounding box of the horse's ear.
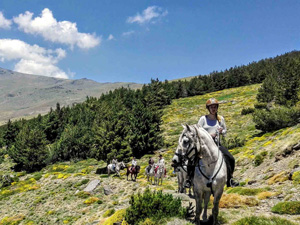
[181,124,186,129]
[186,124,191,132]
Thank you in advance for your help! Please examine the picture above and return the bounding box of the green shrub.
[103,209,126,225]
[241,107,255,115]
[232,216,296,225]
[75,191,90,199]
[103,209,115,218]
[254,103,268,109]
[74,179,90,188]
[292,171,300,184]
[254,154,264,167]
[271,201,300,215]
[125,188,186,225]
[223,136,246,150]
[227,187,268,196]
[32,172,43,181]
[253,107,300,132]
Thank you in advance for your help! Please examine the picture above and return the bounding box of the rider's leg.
[219,146,239,187]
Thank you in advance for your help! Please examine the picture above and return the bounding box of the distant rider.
[156,154,166,177]
[111,157,118,171]
[130,157,137,172]
[147,157,154,173]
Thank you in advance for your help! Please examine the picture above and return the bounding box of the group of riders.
[109,97,239,188]
[110,154,166,176]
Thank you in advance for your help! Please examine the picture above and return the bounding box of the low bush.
[219,193,259,208]
[241,107,255,115]
[268,172,289,185]
[223,136,246,150]
[271,201,300,215]
[254,151,268,167]
[254,154,264,167]
[103,209,127,225]
[125,188,186,225]
[75,191,90,199]
[103,209,116,218]
[292,171,300,184]
[227,187,268,196]
[253,107,300,132]
[254,102,268,109]
[232,216,297,225]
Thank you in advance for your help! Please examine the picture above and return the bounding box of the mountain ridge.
[0,68,143,124]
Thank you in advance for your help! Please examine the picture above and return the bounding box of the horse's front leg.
[202,191,210,222]
[194,191,203,225]
[212,189,223,225]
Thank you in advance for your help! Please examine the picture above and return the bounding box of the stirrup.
[230,178,239,187]
[184,180,191,188]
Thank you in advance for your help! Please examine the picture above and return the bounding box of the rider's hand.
[218,127,223,133]
[211,133,216,138]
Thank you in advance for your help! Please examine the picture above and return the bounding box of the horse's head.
[119,161,125,169]
[178,124,201,161]
[136,165,140,173]
[171,146,184,168]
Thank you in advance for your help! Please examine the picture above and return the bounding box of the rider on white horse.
[147,157,154,173]
[111,157,118,172]
[185,98,239,188]
[156,154,166,177]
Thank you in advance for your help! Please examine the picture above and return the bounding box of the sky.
[0,0,300,84]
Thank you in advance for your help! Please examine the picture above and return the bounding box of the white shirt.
[158,158,165,166]
[132,159,137,166]
[198,115,227,136]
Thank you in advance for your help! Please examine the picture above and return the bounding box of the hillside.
[1,84,300,224]
[0,68,143,125]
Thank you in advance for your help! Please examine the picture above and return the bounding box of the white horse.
[145,163,155,184]
[107,161,126,177]
[172,147,193,195]
[178,124,227,225]
[154,163,164,185]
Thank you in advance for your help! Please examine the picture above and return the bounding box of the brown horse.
[127,165,140,181]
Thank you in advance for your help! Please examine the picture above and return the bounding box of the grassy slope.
[1,84,300,225]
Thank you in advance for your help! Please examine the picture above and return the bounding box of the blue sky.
[0,0,299,83]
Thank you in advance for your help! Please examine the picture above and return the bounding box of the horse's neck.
[199,131,221,170]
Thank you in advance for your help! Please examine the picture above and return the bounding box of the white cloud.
[13,8,101,49]
[0,39,70,79]
[127,6,168,25]
[107,34,115,41]
[0,12,12,29]
[122,30,135,37]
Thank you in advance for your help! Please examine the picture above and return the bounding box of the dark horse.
[127,165,140,181]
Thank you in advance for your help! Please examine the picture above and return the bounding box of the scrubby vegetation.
[232,216,297,225]
[125,188,186,224]
[226,187,270,196]
[271,201,300,215]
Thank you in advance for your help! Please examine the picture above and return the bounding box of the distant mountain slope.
[0,68,143,124]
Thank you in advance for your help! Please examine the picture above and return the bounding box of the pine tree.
[9,125,48,172]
